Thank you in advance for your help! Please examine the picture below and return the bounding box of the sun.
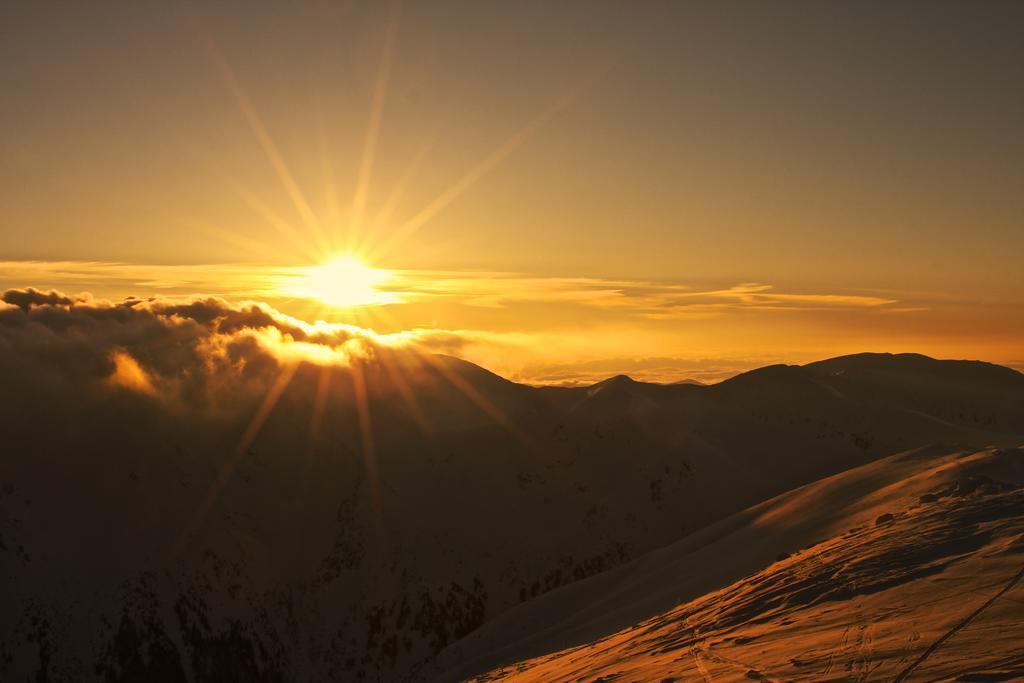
[284,255,399,308]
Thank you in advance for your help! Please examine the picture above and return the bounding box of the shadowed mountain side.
[1,313,1023,682]
[432,446,1024,682]
[805,352,1024,435]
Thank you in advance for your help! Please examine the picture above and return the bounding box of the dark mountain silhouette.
[433,444,1024,681]
[1,350,1022,681]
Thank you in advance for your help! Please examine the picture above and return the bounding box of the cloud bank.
[0,260,905,319]
[0,288,477,417]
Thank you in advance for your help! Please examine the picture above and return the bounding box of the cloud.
[0,286,777,404]
[0,288,479,419]
[12,264,1007,387]
[0,260,906,320]
[108,349,157,395]
[1,287,81,309]
[0,260,282,299]
[388,272,902,317]
[0,287,580,553]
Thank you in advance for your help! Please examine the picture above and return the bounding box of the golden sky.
[2,2,1022,382]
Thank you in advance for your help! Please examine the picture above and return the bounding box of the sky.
[2,1,1022,383]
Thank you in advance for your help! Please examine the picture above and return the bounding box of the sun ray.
[178,217,273,263]
[338,290,405,331]
[349,358,390,558]
[378,352,434,434]
[176,138,324,263]
[301,363,334,492]
[175,359,301,553]
[371,125,441,241]
[349,1,402,254]
[368,75,600,263]
[220,174,326,263]
[316,109,343,254]
[307,363,333,453]
[416,350,538,451]
[350,361,376,473]
[201,36,329,256]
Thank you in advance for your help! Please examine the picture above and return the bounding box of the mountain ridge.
[436,443,1024,682]
[545,351,1024,396]
[2,348,1023,681]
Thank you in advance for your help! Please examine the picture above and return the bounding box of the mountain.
[436,444,1024,681]
[2,344,1023,682]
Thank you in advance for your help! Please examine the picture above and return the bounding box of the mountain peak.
[597,374,637,387]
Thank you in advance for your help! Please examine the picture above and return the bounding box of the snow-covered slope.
[1,344,1023,681]
[436,445,1024,682]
